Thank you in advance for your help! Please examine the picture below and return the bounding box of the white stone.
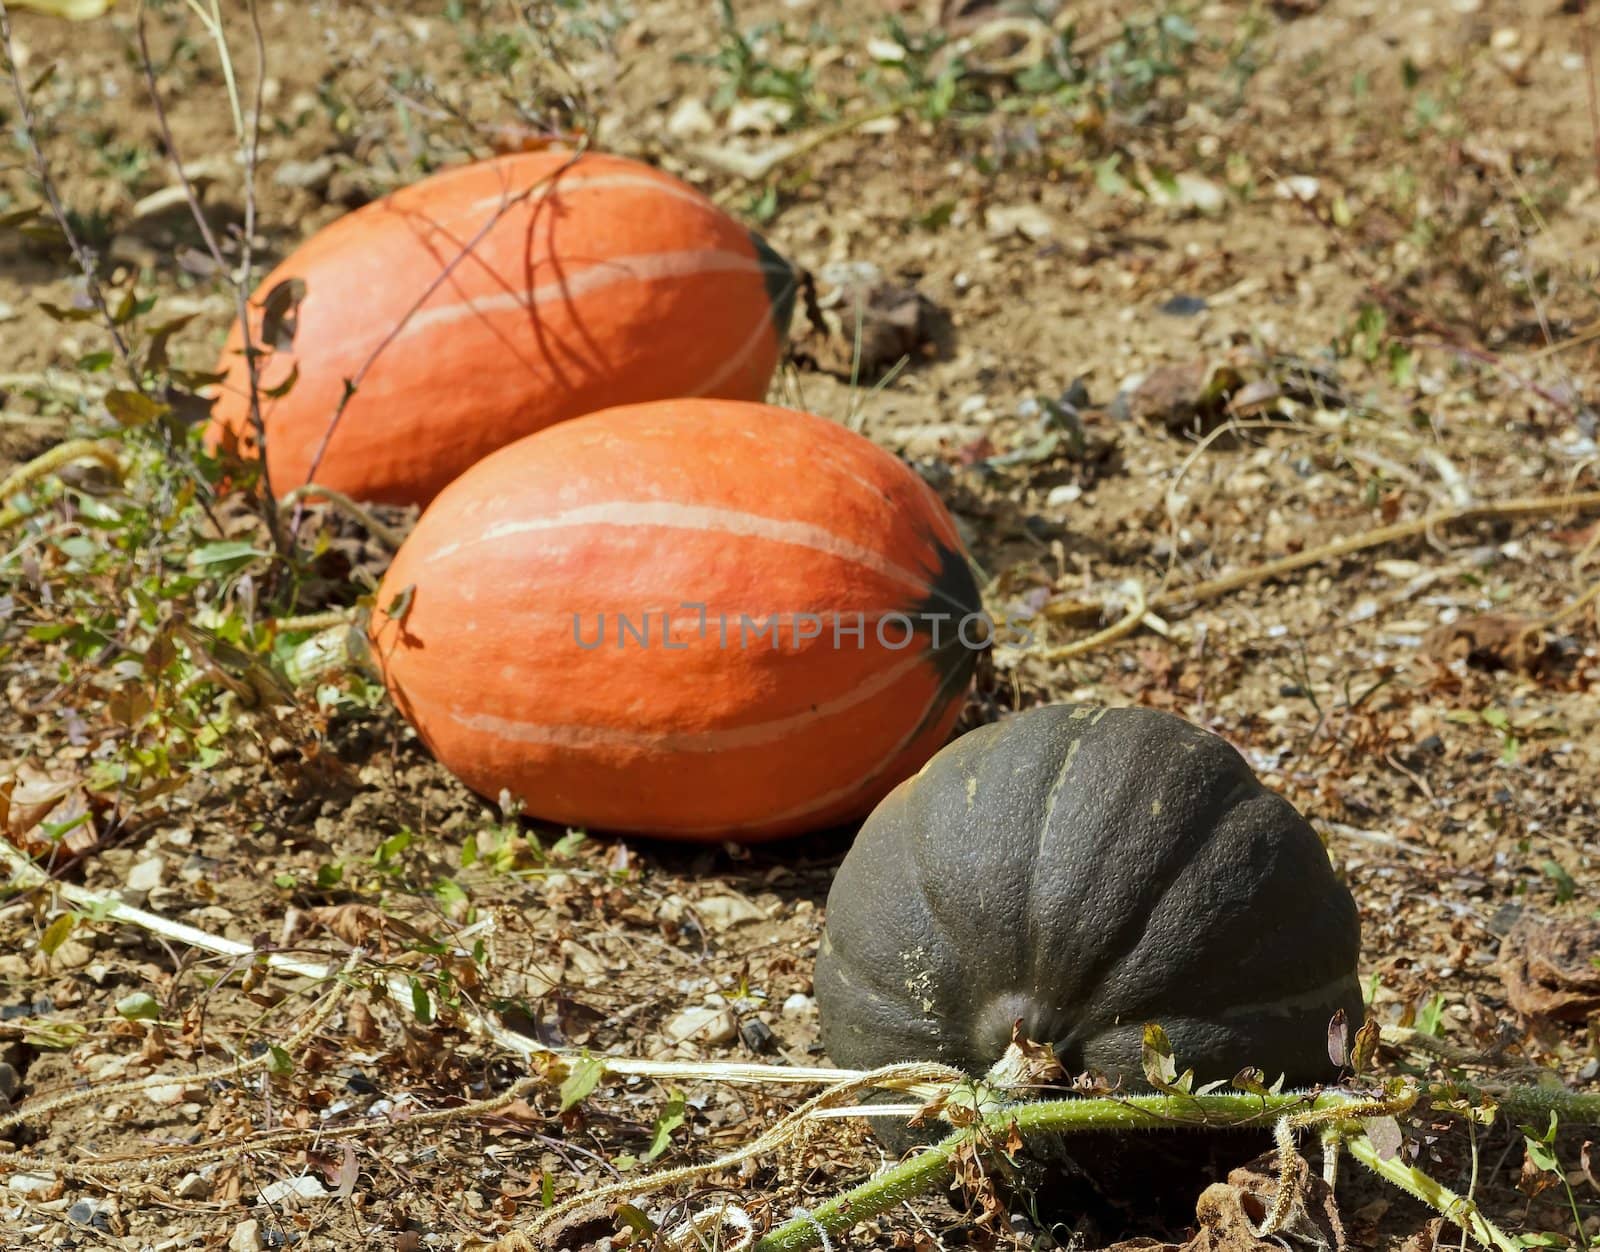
[694,893,767,931]
[781,993,815,1018]
[662,1005,738,1046]
[1045,485,1083,507]
[126,856,166,893]
[666,98,715,140]
[257,1174,328,1206]
[228,1219,265,1252]
[726,98,793,135]
[1275,176,1321,202]
[7,1172,55,1196]
[984,204,1055,242]
[175,1172,212,1199]
[866,37,906,62]
[144,1082,188,1107]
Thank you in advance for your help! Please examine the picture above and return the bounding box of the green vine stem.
[754,1128,969,1252]
[1345,1133,1519,1252]
[751,1084,1600,1252]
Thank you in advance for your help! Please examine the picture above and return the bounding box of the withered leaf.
[1327,1007,1349,1068]
[106,388,172,427]
[1142,1022,1180,1089]
[1363,1115,1403,1161]
[1499,913,1600,1022]
[1351,1016,1381,1075]
[1421,613,1549,676]
[259,276,307,351]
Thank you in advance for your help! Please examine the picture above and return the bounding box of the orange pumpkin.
[209,151,796,507]
[368,399,985,841]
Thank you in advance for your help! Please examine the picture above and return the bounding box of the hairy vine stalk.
[767,1083,1594,1252]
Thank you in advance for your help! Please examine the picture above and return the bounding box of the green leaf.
[551,830,587,859]
[1230,1066,1268,1096]
[614,1203,656,1242]
[1415,993,1448,1037]
[38,301,97,323]
[315,862,344,889]
[558,1055,604,1112]
[115,991,161,1021]
[111,288,138,326]
[382,584,415,623]
[0,206,43,230]
[24,1020,87,1049]
[1094,154,1130,197]
[374,829,414,867]
[1524,1134,1560,1173]
[1541,860,1577,904]
[186,540,268,573]
[10,0,113,22]
[644,1090,687,1160]
[76,350,114,372]
[434,876,469,914]
[39,912,76,956]
[409,976,433,1024]
[105,389,172,427]
[267,1044,294,1075]
[1140,1022,1178,1088]
[40,812,90,841]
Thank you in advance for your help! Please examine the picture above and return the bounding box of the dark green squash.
[815,704,1363,1089]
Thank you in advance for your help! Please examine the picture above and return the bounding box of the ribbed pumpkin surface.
[816,705,1364,1087]
[368,399,984,840]
[209,151,796,507]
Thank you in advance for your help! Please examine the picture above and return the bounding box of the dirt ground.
[2,0,1598,1249]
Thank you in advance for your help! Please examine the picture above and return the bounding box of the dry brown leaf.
[301,903,428,953]
[1106,1152,1345,1252]
[1421,613,1550,675]
[1499,913,1600,1023]
[791,266,949,380]
[0,761,100,860]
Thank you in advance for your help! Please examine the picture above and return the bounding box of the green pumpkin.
[815,704,1363,1088]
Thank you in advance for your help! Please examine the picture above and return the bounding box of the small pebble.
[7,1171,55,1196]
[175,1172,212,1199]
[662,1004,738,1046]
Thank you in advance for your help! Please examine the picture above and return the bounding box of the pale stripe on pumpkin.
[447,647,930,754]
[687,301,785,399]
[450,649,951,834]
[643,667,960,835]
[397,248,769,340]
[423,501,935,595]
